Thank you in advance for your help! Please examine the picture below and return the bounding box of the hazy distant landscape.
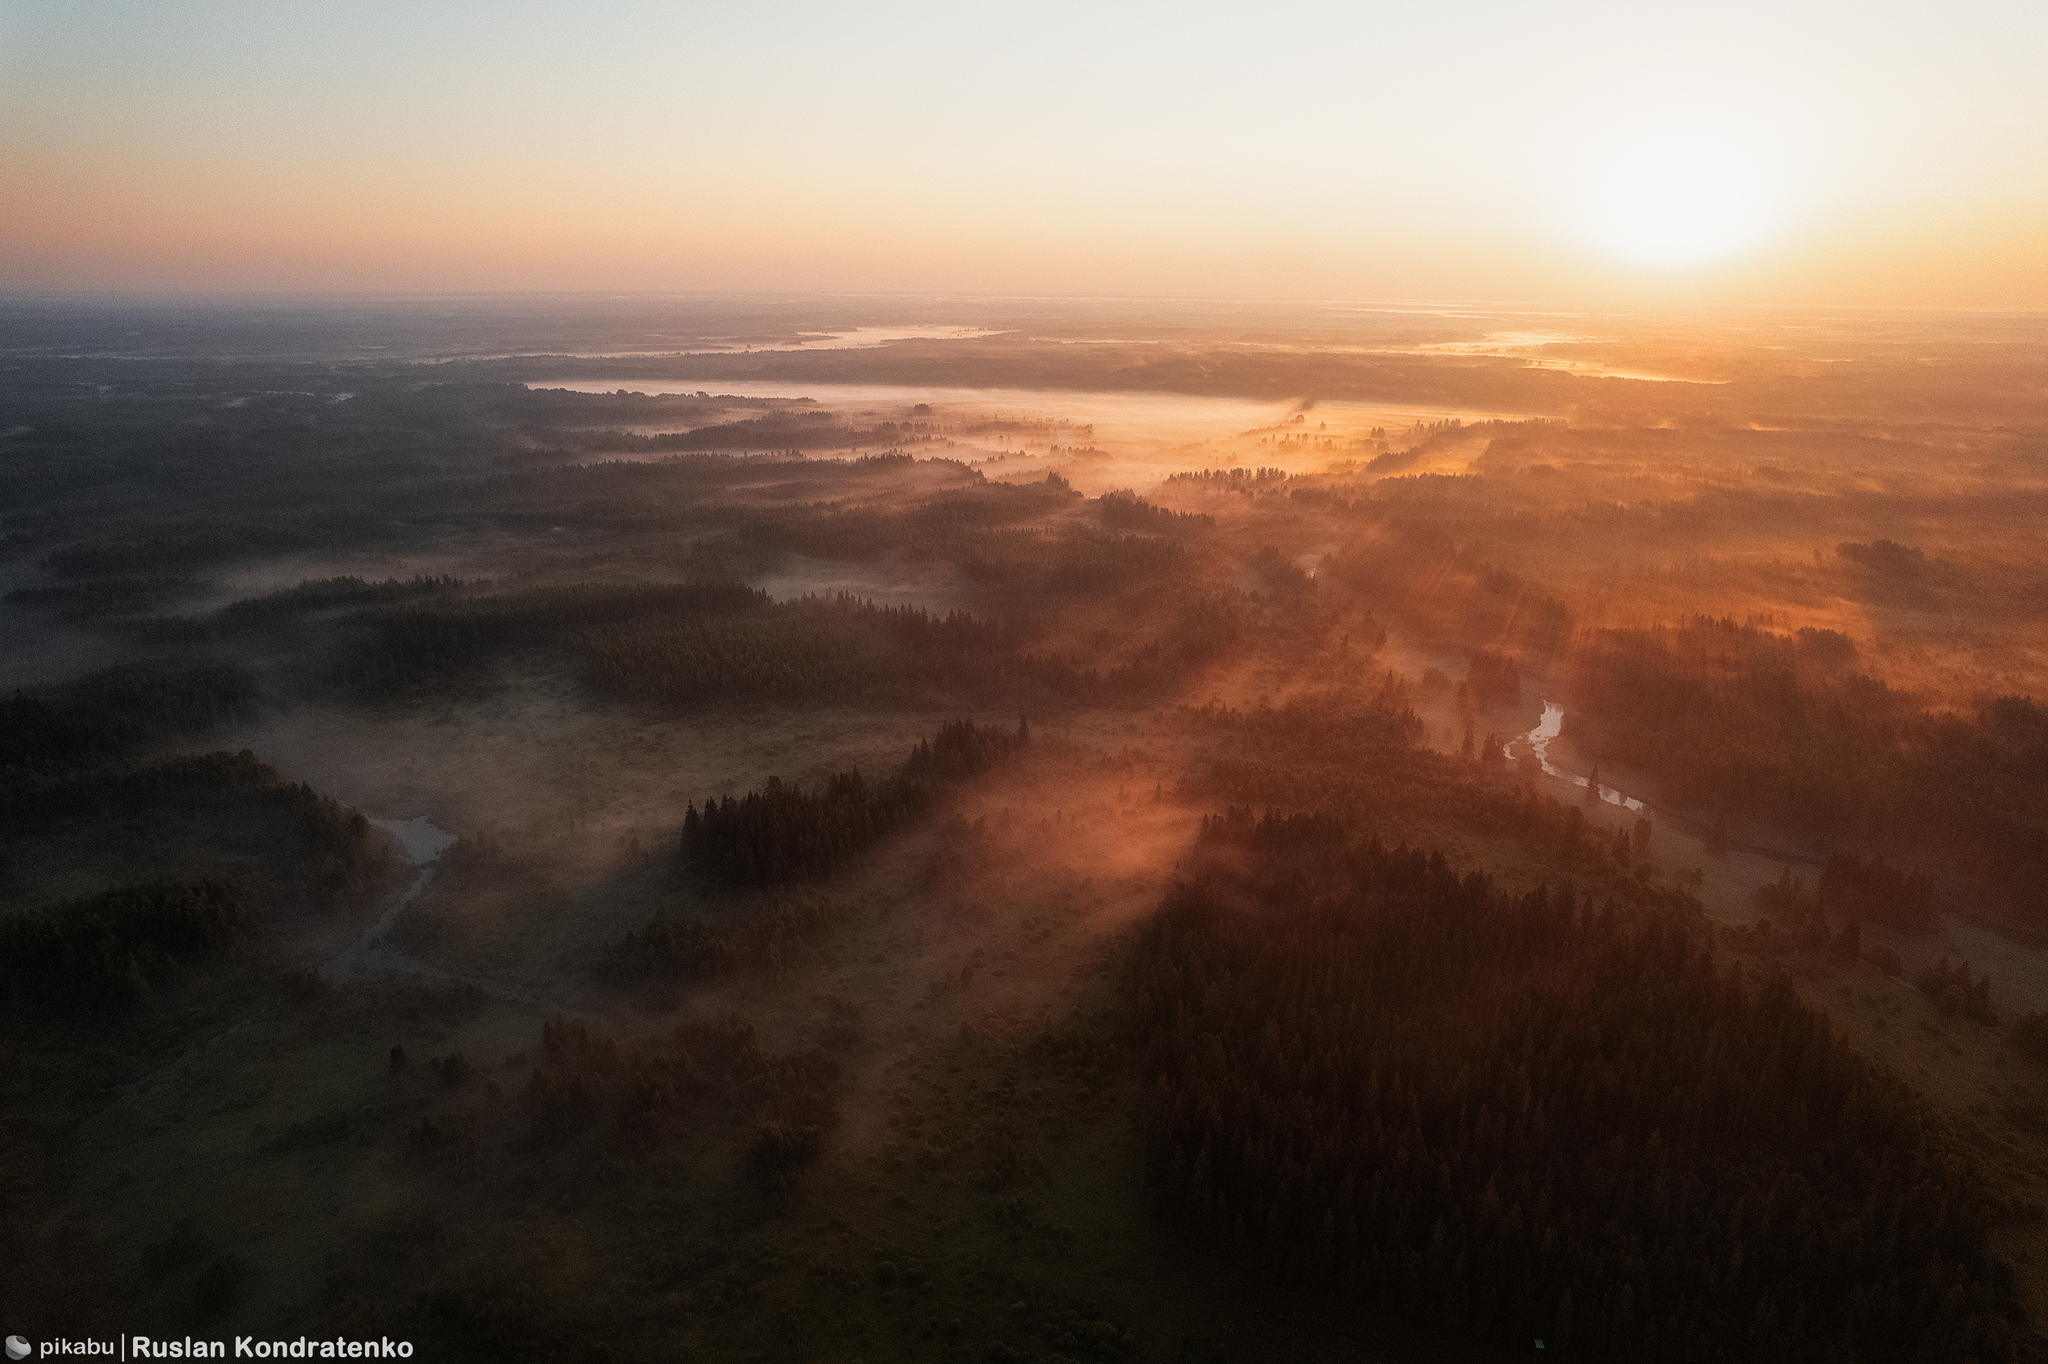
[2,293,2046,1361]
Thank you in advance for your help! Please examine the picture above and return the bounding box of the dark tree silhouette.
[1125,814,2030,1361]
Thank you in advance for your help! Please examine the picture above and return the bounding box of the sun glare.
[1588,137,1774,267]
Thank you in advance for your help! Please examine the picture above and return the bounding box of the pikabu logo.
[14,1343,116,1359]
[7,1338,31,1361]
[130,1343,413,1360]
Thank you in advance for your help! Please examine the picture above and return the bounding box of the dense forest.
[1125,812,2034,1361]
[0,878,252,1007]
[1099,491,1215,534]
[1,641,395,972]
[7,306,2048,1360]
[7,554,1250,740]
[1753,854,1938,937]
[595,720,1032,991]
[680,718,1029,889]
[1566,617,2048,929]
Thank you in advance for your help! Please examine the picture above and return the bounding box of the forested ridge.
[1125,813,2035,1361]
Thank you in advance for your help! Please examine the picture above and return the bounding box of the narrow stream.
[1520,701,1646,813]
[322,816,455,984]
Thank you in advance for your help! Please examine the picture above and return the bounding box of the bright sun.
[1588,137,1773,267]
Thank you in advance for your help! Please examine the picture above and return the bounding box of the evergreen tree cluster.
[1820,853,1936,934]
[0,878,251,1006]
[681,719,1029,888]
[339,582,767,694]
[1751,854,1935,951]
[1097,492,1215,534]
[517,1011,846,1183]
[1915,959,1997,1026]
[535,412,918,455]
[1124,817,2031,1361]
[736,483,1081,560]
[218,573,463,625]
[1,659,262,765]
[1164,467,1290,486]
[1311,521,1576,663]
[602,893,852,985]
[1570,618,2048,929]
[5,574,208,623]
[586,589,1237,709]
[0,745,393,935]
[1465,648,1522,704]
[1044,532,1187,594]
[2006,1013,2048,1066]
[580,594,1006,704]
[1188,702,1707,910]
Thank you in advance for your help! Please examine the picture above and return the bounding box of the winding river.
[1520,702,1646,814]
[322,815,455,984]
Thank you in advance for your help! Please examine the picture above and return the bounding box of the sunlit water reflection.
[1521,701,1646,813]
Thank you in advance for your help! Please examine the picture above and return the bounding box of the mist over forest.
[4,294,2048,1363]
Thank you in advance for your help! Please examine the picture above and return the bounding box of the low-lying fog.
[527,378,1531,490]
[10,295,2048,1356]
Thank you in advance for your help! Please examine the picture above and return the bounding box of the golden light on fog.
[1587,137,1774,267]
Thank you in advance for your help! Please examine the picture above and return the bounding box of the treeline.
[1915,958,1998,1026]
[523,409,946,455]
[679,718,1028,889]
[409,1009,852,1192]
[1,659,263,769]
[0,879,251,1007]
[1753,854,1935,935]
[1569,618,2048,927]
[1125,817,2031,1361]
[1044,531,1186,593]
[68,573,1249,719]
[40,522,366,580]
[1839,539,1937,580]
[0,749,392,914]
[1184,696,1704,903]
[1098,492,1214,534]
[1307,519,1575,663]
[23,473,1243,725]
[730,502,1225,601]
[1165,467,1289,487]
[0,652,390,917]
[601,894,852,986]
[218,574,464,626]
[333,582,769,695]
[585,589,1245,709]
[737,481,1076,555]
[1249,544,1312,597]
[1823,853,1934,932]
[20,428,983,592]
[6,575,208,622]
[1354,418,1504,474]
[1466,648,1521,703]
[580,594,1007,705]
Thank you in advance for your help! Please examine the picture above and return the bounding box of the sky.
[3,0,2045,306]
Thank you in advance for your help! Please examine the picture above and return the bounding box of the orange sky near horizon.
[3,0,2044,306]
